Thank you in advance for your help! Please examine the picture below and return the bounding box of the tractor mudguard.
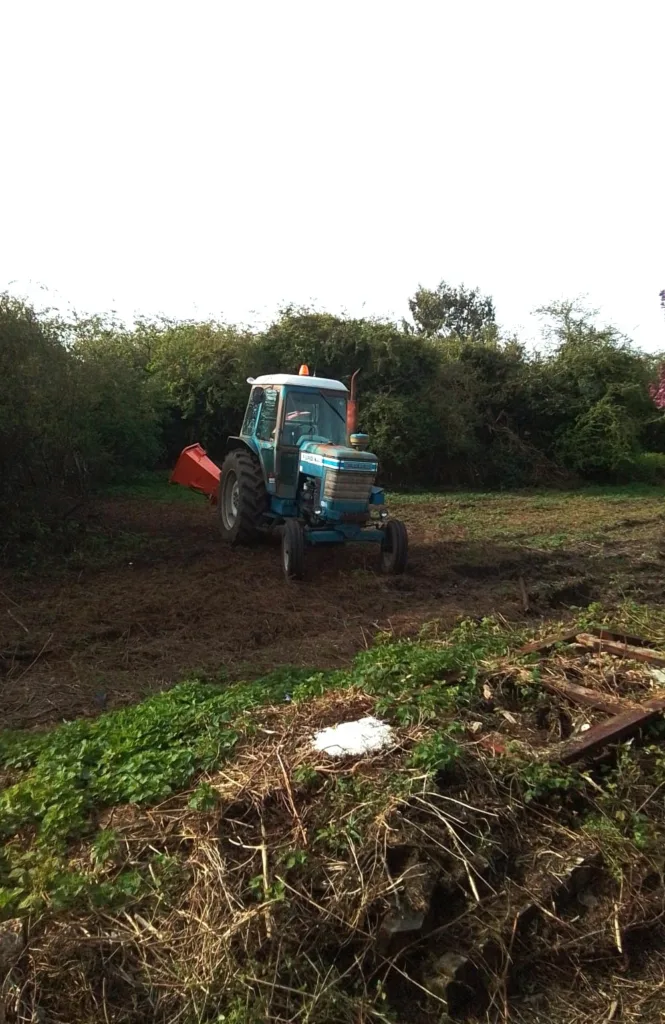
[225,436,259,457]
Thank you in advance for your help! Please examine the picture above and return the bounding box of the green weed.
[187,781,219,811]
[90,828,121,868]
[356,617,516,724]
[508,759,582,804]
[408,725,462,773]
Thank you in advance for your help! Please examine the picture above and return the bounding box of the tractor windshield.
[282,390,347,446]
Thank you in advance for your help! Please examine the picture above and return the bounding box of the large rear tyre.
[282,519,305,581]
[218,449,267,545]
[380,519,408,575]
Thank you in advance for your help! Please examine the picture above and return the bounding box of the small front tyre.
[380,519,408,575]
[282,519,305,581]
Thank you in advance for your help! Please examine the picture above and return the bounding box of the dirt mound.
[5,625,665,1022]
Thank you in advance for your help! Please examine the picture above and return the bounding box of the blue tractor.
[171,365,408,579]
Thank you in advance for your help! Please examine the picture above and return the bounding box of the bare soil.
[2,490,665,729]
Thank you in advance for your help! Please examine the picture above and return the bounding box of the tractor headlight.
[380,510,389,520]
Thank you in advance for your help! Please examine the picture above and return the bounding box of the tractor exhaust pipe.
[347,369,360,441]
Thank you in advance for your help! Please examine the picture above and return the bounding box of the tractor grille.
[323,470,375,503]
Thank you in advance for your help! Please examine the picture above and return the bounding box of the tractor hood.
[298,441,379,475]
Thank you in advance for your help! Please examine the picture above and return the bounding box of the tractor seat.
[283,423,313,446]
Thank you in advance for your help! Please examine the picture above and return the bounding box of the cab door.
[254,386,280,486]
[274,387,301,499]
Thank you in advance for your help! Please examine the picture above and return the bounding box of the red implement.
[170,444,221,503]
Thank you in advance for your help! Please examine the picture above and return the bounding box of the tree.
[555,397,638,479]
[408,280,496,338]
[529,301,654,442]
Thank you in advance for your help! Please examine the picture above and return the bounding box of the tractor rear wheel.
[218,449,267,545]
[282,519,305,580]
[380,519,408,575]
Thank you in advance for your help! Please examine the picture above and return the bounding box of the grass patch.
[102,470,204,503]
[388,483,665,503]
[389,486,665,549]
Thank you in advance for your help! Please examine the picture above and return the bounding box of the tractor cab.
[237,371,358,497]
[242,371,347,443]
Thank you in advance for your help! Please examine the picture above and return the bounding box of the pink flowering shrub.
[650,363,665,410]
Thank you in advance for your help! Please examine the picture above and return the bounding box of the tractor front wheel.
[380,519,408,575]
[282,519,305,581]
[218,449,267,545]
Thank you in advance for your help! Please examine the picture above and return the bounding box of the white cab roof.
[247,373,348,392]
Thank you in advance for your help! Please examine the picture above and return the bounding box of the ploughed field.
[2,479,665,730]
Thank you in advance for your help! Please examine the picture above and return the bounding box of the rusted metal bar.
[575,634,665,667]
[540,676,631,716]
[558,697,665,764]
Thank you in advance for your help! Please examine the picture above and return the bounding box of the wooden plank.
[510,627,658,662]
[515,631,580,657]
[575,634,665,667]
[540,676,631,716]
[595,628,661,650]
[558,697,665,764]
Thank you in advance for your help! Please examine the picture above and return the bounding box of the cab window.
[241,395,260,436]
[256,387,280,441]
[281,390,347,446]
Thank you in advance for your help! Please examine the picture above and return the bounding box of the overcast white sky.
[2,0,664,348]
